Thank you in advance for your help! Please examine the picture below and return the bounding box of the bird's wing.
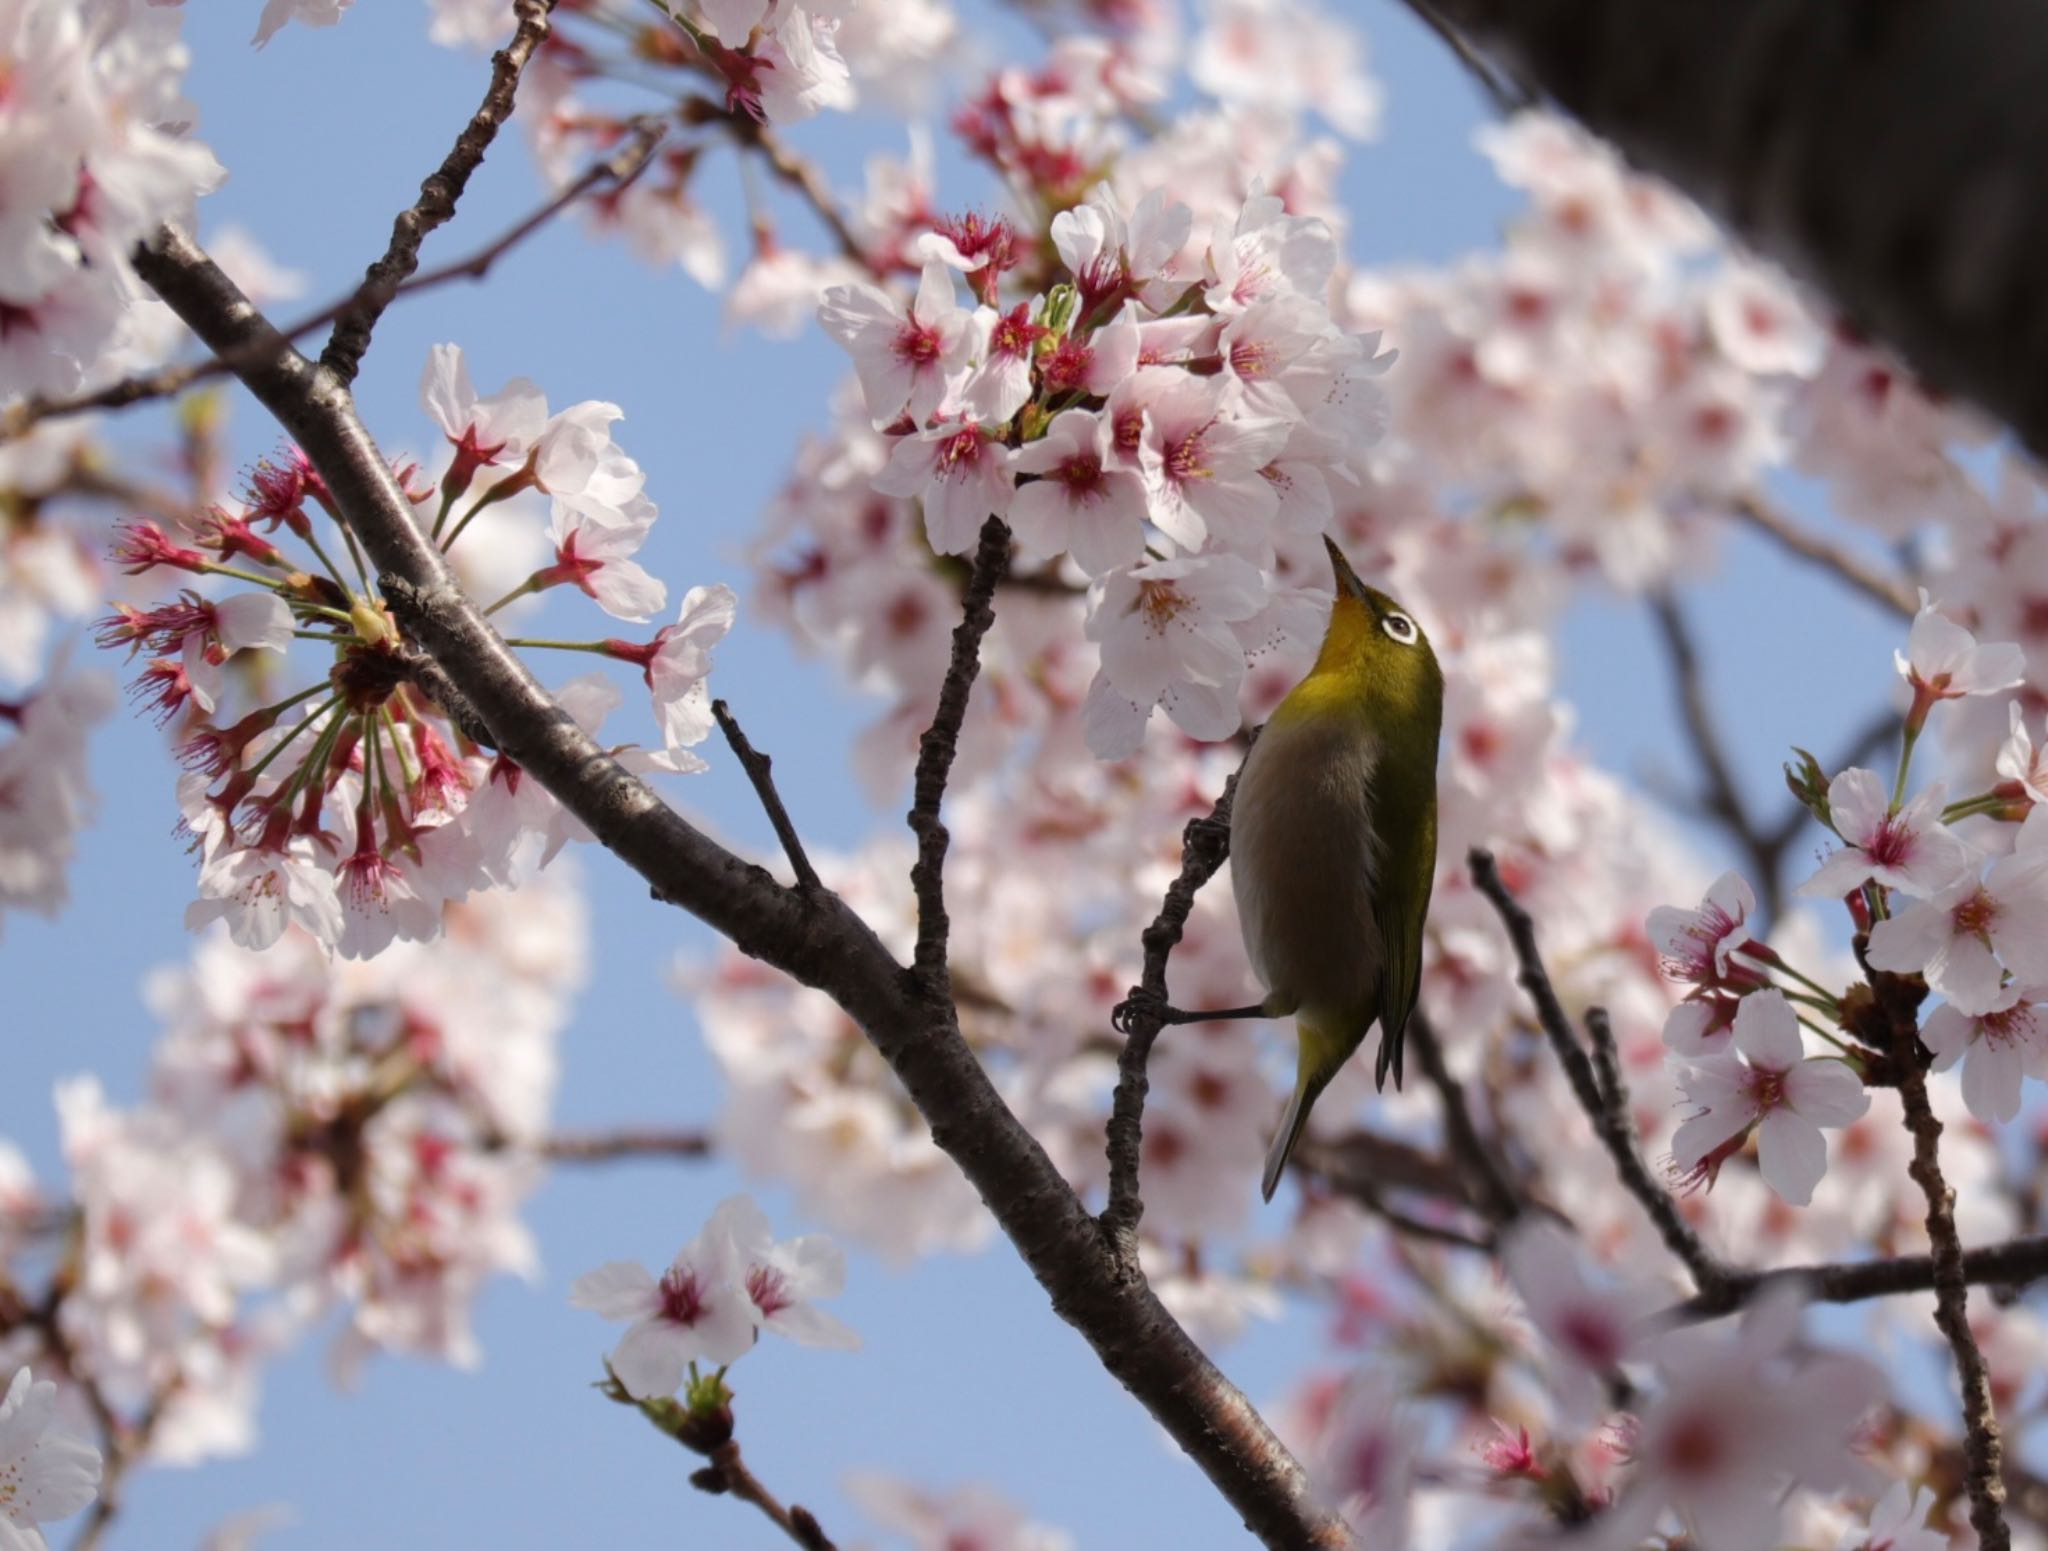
[1369,768,1436,1091]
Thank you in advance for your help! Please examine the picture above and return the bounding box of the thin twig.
[713,699,822,892]
[320,0,556,384]
[1290,1130,1478,1208]
[1100,771,1242,1263]
[1730,492,1918,620]
[537,1127,714,1162]
[698,1441,837,1550]
[1649,591,1791,919]
[4,123,658,441]
[1469,849,1731,1297]
[726,112,870,270]
[1404,1009,1524,1228]
[1893,999,2011,1547]
[906,517,1009,992]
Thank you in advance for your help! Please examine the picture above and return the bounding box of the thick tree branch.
[131,225,1349,1551]
[1422,0,2048,462]
[320,0,555,384]
[1470,849,1731,1297]
[713,700,822,892]
[1894,1007,2011,1548]
[1101,772,1242,1262]
[906,518,1008,993]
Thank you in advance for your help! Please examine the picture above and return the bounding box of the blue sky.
[0,3,1912,1547]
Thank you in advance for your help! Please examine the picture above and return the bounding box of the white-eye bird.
[1109,537,1444,1200]
[1232,536,1444,1200]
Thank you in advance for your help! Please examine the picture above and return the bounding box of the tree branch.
[906,518,1008,993]
[319,0,556,384]
[1423,0,2048,464]
[1649,591,1793,918]
[1729,494,1918,620]
[1894,1001,2011,1548]
[1663,1234,2048,1323]
[1403,1009,1525,1229]
[1469,849,1731,1297]
[1101,771,1242,1263]
[696,1441,837,1551]
[537,1127,714,1162]
[130,224,1351,1551]
[713,699,822,892]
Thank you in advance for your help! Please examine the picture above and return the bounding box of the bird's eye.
[1381,612,1417,644]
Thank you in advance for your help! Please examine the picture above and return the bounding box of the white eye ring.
[1381,612,1417,644]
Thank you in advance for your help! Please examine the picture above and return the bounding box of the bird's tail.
[1261,1020,1343,1202]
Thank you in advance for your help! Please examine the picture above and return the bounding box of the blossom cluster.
[570,1193,857,1400]
[0,661,110,937]
[0,1,223,401]
[0,872,585,1466]
[92,343,734,958]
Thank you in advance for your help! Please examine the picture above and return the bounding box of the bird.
[1238,536,1443,1198]
[1116,535,1443,1202]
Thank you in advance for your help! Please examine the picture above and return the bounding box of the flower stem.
[484,576,545,616]
[242,693,343,785]
[502,636,616,655]
[1892,723,1922,813]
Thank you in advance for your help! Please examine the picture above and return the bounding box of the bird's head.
[1311,534,1445,719]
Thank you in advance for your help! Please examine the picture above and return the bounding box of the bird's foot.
[1111,987,1167,1036]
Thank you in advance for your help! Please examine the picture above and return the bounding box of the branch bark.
[1422,0,2048,462]
[1470,849,1731,1297]
[320,0,555,384]
[129,224,1350,1551]
[1664,1233,2048,1323]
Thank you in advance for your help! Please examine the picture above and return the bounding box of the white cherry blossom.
[1867,850,2048,1013]
[1008,409,1148,576]
[819,262,974,426]
[1921,987,2048,1125]
[0,1368,102,1549]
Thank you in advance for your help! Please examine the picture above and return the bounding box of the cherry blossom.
[1996,702,2048,806]
[1136,373,1293,553]
[421,343,548,502]
[570,1195,855,1396]
[1921,987,2048,1124]
[1835,1480,1948,1551]
[1798,769,1974,900]
[1007,409,1149,576]
[819,262,975,426]
[1309,1373,1414,1543]
[1646,871,1760,990]
[872,418,1016,556]
[1894,591,2025,725]
[0,1368,102,1549]
[1501,1220,1653,1420]
[1083,553,1269,757]
[1866,849,2048,1013]
[1601,1290,1882,1551]
[1670,990,1869,1205]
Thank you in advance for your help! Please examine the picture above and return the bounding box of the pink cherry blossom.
[1798,769,1975,900]
[713,1195,860,1350]
[420,343,547,500]
[541,499,667,622]
[1083,553,1267,757]
[1646,871,1759,990]
[1670,989,1869,1205]
[818,262,974,426]
[569,1230,757,1399]
[1866,850,2048,1013]
[1835,1481,1948,1551]
[185,839,346,952]
[1921,987,2048,1124]
[1008,409,1149,576]
[872,419,1016,555]
[640,584,738,766]
[1309,1373,1414,1544]
[1501,1219,1653,1420]
[1135,374,1292,552]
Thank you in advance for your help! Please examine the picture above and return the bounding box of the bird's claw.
[1111,987,1163,1036]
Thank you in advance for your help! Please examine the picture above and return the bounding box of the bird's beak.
[1322,534,1372,607]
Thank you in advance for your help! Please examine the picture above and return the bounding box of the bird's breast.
[1228,711,1384,1024]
